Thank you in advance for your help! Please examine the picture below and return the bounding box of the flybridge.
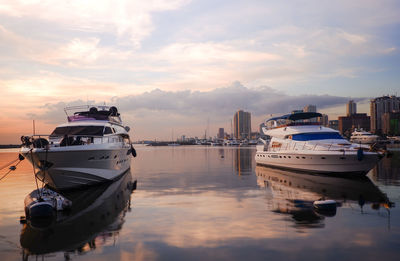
[64,105,122,125]
[265,112,322,129]
[266,112,322,122]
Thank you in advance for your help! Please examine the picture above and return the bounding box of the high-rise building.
[233,110,251,140]
[346,100,357,116]
[218,128,225,139]
[338,113,370,136]
[318,114,329,126]
[370,96,400,134]
[382,112,400,136]
[303,104,317,113]
[328,120,339,130]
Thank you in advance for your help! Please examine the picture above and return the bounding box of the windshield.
[50,126,104,136]
[291,132,344,141]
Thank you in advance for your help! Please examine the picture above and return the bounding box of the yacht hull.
[255,151,380,176]
[21,147,131,190]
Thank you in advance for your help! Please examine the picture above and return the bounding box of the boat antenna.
[32,120,36,136]
[230,118,233,138]
[207,117,210,140]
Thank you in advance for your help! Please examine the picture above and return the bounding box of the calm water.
[0,146,400,261]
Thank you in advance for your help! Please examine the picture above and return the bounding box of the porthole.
[296,156,299,159]
[340,157,346,160]
[321,157,326,159]
[302,157,306,159]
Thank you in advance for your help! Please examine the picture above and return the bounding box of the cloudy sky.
[0,0,399,142]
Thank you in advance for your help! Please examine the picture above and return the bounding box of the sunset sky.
[0,0,399,143]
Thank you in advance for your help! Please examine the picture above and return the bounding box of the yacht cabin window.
[50,126,104,137]
[104,127,113,134]
[288,132,344,141]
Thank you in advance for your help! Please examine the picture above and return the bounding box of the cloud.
[0,0,190,48]
[27,82,356,140]
[112,82,352,117]
[1,0,398,98]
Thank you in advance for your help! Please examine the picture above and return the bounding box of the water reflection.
[372,152,400,185]
[1,147,399,261]
[20,171,135,260]
[256,166,393,229]
[234,148,253,176]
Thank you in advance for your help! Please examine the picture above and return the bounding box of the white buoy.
[313,199,337,210]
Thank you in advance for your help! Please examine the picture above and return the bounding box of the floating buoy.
[313,199,337,211]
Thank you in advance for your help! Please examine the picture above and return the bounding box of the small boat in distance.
[223,139,240,146]
[20,105,136,190]
[350,129,380,144]
[168,143,181,146]
[255,112,383,176]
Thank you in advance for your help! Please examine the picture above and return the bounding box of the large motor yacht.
[350,129,380,144]
[255,112,382,176]
[20,105,136,190]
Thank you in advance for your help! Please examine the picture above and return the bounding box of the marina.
[1,146,399,260]
[1,1,399,260]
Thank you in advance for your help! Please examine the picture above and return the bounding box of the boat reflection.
[20,170,136,260]
[256,166,393,229]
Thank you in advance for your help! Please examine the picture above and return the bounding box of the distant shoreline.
[0,145,20,149]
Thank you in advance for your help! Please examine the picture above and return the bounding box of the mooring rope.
[41,147,49,191]
[0,158,19,171]
[0,154,25,181]
[29,149,42,199]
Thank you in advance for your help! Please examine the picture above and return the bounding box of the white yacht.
[350,129,380,144]
[20,105,135,190]
[255,112,383,176]
[223,139,240,146]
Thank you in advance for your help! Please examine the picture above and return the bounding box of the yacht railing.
[21,134,128,148]
[268,140,367,153]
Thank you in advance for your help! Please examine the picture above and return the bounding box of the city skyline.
[0,1,399,143]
